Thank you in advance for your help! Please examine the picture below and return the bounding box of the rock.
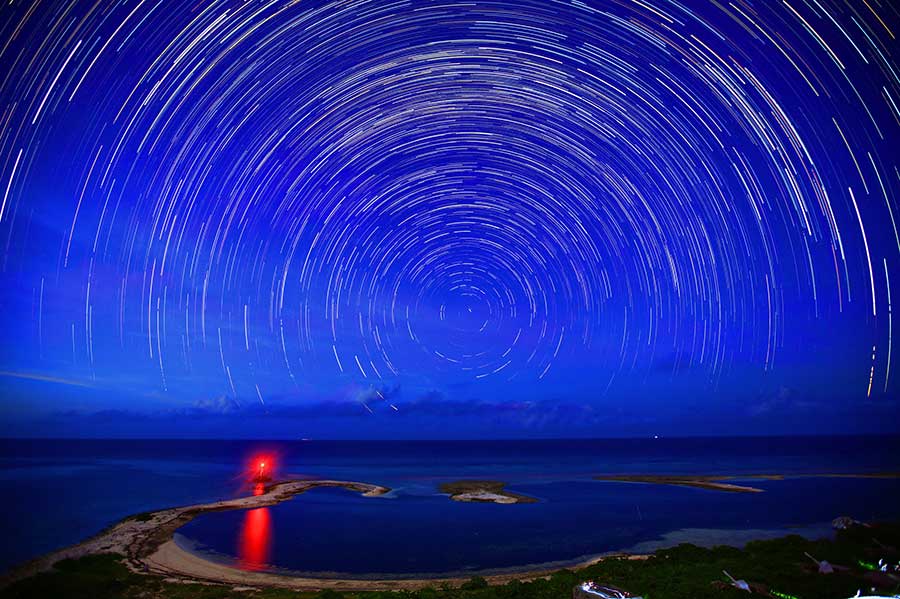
[574,581,642,598]
[833,516,862,530]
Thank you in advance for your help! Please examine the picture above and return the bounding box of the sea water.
[1,436,898,575]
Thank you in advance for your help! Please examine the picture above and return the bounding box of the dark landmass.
[439,480,538,504]
[595,472,900,493]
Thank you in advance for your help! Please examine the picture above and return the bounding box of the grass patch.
[438,481,508,496]
[129,512,154,522]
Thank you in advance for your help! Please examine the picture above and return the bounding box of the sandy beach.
[1,478,636,592]
[1,480,389,589]
[6,471,897,592]
[145,538,638,592]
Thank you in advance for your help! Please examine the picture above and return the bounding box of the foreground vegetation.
[2,523,898,599]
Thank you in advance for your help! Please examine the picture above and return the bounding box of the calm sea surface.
[1,436,898,575]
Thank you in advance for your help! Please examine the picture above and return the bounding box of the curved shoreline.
[1,480,389,589]
[9,472,895,591]
[148,539,636,591]
[1,478,634,591]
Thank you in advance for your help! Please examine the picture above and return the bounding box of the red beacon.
[250,455,274,484]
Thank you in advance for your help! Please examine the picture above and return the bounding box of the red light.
[248,453,275,483]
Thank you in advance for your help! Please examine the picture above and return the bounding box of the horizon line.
[1,432,899,442]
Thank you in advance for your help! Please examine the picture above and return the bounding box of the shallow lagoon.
[2,436,899,574]
[178,475,900,577]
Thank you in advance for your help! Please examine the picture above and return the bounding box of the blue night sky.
[0,0,898,439]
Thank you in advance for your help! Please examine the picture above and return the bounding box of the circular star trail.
[0,0,898,406]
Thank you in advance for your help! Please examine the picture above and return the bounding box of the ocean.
[1,436,898,576]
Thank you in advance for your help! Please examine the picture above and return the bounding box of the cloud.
[14,392,612,433]
[4,384,899,439]
[191,395,243,415]
[0,370,96,388]
[746,386,795,417]
[354,383,401,412]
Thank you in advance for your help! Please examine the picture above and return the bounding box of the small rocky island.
[439,480,538,504]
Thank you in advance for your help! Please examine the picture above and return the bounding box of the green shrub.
[460,576,488,590]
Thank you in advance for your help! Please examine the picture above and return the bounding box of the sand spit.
[594,472,900,493]
[2,478,614,592]
[0,480,388,589]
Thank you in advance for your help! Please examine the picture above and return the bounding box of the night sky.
[1,0,898,439]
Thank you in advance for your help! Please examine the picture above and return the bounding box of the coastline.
[148,538,642,591]
[4,472,899,593]
[169,530,647,583]
[0,479,389,589]
[0,477,633,592]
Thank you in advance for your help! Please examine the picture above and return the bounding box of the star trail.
[0,0,898,424]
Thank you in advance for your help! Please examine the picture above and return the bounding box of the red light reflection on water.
[239,480,271,570]
[239,506,271,570]
[238,451,276,569]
